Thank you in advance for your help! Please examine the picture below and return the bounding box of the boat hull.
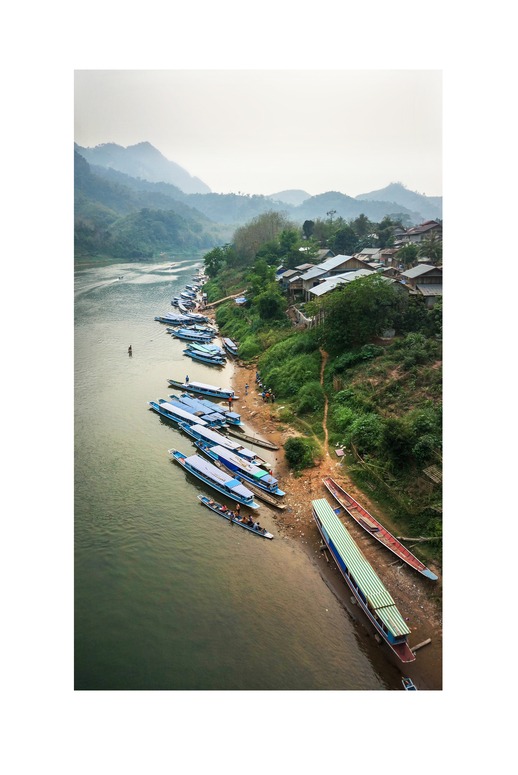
[183,350,226,366]
[168,379,237,400]
[196,442,284,496]
[198,496,273,538]
[313,507,415,663]
[322,477,437,581]
[169,450,260,509]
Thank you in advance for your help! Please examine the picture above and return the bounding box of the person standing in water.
[128,345,132,355]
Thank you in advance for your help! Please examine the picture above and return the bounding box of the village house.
[400,264,442,307]
[300,254,373,300]
[398,220,442,245]
[354,247,382,262]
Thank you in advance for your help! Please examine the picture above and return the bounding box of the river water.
[74,256,393,690]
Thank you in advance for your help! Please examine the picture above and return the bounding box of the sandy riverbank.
[230,356,442,690]
[202,301,442,689]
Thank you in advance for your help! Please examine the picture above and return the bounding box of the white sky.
[75,70,442,198]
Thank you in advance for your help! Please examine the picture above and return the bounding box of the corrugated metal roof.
[312,499,410,637]
[402,264,442,279]
[159,402,208,425]
[308,268,374,297]
[300,265,328,281]
[416,284,443,296]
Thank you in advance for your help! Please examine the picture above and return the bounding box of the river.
[74,256,397,690]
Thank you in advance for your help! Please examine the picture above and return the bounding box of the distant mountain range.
[74,143,442,247]
[355,182,442,221]
[74,141,212,195]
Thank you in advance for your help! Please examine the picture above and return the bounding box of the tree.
[396,243,419,266]
[307,274,398,352]
[203,244,237,277]
[302,220,314,239]
[329,226,359,255]
[353,213,371,237]
[418,231,442,265]
[234,210,295,263]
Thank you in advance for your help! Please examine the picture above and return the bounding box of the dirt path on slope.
[319,347,330,464]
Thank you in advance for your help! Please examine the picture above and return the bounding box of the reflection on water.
[75,256,390,690]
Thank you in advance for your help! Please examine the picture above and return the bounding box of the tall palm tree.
[418,231,442,265]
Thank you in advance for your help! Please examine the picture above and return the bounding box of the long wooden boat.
[195,441,285,496]
[197,496,273,538]
[168,379,238,400]
[169,449,260,509]
[225,426,279,451]
[312,498,415,663]
[183,349,226,366]
[183,394,241,425]
[167,394,228,428]
[179,422,270,469]
[148,400,209,428]
[188,341,225,357]
[322,477,438,581]
[222,337,239,357]
[172,329,215,343]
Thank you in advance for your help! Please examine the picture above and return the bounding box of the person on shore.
[271,393,275,404]
[262,391,266,402]
[228,397,232,411]
[245,384,248,396]
[265,391,270,402]
[256,372,259,382]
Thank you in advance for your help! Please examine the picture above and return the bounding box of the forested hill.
[355,183,442,221]
[74,141,212,194]
[74,152,225,259]
[290,192,423,224]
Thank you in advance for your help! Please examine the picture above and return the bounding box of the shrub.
[332,405,355,432]
[412,434,439,464]
[380,418,413,466]
[350,414,383,455]
[238,336,263,361]
[284,437,316,470]
[296,381,325,415]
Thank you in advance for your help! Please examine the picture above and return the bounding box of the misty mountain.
[74,152,211,224]
[74,141,212,195]
[355,182,442,221]
[267,189,312,206]
[290,191,424,224]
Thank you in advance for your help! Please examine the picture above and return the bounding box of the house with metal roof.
[300,255,374,300]
[308,268,373,299]
[399,220,442,244]
[401,265,442,307]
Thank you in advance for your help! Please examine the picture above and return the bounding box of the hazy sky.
[75,70,441,198]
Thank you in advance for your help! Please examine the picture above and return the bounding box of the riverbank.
[222,343,443,690]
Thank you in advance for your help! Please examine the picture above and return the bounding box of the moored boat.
[322,477,438,581]
[179,422,270,469]
[183,394,241,425]
[197,496,273,538]
[168,379,238,400]
[224,426,279,450]
[312,498,415,663]
[402,677,417,690]
[222,337,239,357]
[167,394,228,427]
[183,348,226,366]
[148,399,209,428]
[169,449,260,508]
[172,329,215,343]
[195,441,285,496]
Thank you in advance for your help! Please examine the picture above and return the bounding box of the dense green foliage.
[284,437,318,470]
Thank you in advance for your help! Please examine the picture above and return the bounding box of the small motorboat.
[402,678,418,690]
[198,495,273,538]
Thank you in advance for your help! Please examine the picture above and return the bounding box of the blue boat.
[183,394,241,425]
[222,337,239,357]
[184,312,209,323]
[172,329,215,343]
[167,379,238,400]
[198,496,273,538]
[167,394,227,427]
[183,349,226,366]
[147,399,209,428]
[402,678,418,690]
[169,449,260,509]
[155,314,190,324]
[179,422,270,469]
[195,441,285,496]
[188,341,225,357]
[312,498,415,663]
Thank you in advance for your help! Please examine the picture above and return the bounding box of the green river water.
[74,256,395,690]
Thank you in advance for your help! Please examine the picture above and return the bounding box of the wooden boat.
[222,337,239,357]
[322,477,438,581]
[312,498,415,663]
[184,394,240,425]
[188,341,225,357]
[168,379,238,401]
[167,394,227,428]
[402,677,417,690]
[169,449,260,508]
[183,349,226,366]
[225,426,279,451]
[195,441,285,496]
[197,496,273,538]
[172,329,215,343]
[179,422,270,469]
[147,400,208,428]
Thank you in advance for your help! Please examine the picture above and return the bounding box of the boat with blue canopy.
[222,338,239,357]
[184,312,209,323]
[183,349,226,366]
[198,495,273,538]
[181,394,241,425]
[148,399,209,428]
[402,677,417,690]
[312,498,415,663]
[195,441,285,496]
[188,341,225,357]
[167,379,238,400]
[172,329,215,343]
[169,449,260,508]
[179,422,270,468]
[167,394,227,427]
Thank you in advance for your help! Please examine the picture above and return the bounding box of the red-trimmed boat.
[322,477,438,581]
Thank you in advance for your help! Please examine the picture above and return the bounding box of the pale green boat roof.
[312,499,410,637]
